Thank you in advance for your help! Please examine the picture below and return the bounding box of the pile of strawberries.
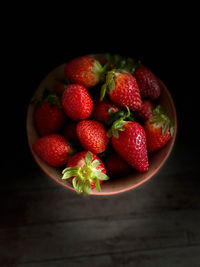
[32,54,174,195]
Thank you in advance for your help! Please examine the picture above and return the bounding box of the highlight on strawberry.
[31,53,175,195]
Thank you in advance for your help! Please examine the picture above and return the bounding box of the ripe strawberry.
[101,70,142,111]
[61,84,93,120]
[93,99,119,123]
[62,151,109,195]
[32,134,72,167]
[64,56,103,88]
[34,94,66,136]
[64,122,80,146]
[76,120,109,154]
[136,100,154,122]
[108,113,148,172]
[105,153,131,177]
[144,105,174,153]
[134,65,161,100]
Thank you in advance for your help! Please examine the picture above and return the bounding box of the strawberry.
[93,99,119,123]
[64,122,80,146]
[32,134,72,167]
[136,100,154,122]
[64,56,103,88]
[108,108,148,172]
[62,151,109,195]
[61,84,93,120]
[134,65,161,100]
[105,153,131,177]
[101,69,142,111]
[76,120,109,154]
[34,94,66,136]
[144,105,174,153]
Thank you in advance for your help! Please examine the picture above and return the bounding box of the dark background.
[1,9,200,266]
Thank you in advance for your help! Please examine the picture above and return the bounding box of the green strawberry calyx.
[100,70,115,101]
[149,105,174,136]
[91,59,109,83]
[44,94,62,108]
[105,53,138,74]
[62,151,109,196]
[107,109,125,126]
[107,106,133,138]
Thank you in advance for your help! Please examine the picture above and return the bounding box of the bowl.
[26,54,177,195]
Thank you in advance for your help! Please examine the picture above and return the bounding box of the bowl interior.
[27,54,177,195]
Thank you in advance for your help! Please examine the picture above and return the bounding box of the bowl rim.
[26,60,177,196]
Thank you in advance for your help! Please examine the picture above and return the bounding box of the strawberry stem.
[107,106,131,138]
[107,110,125,126]
[91,59,108,84]
[100,70,116,101]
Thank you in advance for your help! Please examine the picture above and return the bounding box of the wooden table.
[1,46,200,266]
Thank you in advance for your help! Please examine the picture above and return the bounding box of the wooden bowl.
[26,54,177,195]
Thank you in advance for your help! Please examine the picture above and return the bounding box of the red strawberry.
[136,100,154,122]
[134,65,161,100]
[64,122,80,145]
[32,134,72,167]
[34,94,66,136]
[62,151,109,195]
[61,84,93,120]
[93,99,119,123]
[105,153,131,177]
[144,105,174,153]
[76,120,109,154]
[64,56,103,88]
[101,70,142,111]
[108,115,148,172]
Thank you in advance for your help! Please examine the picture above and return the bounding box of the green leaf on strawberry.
[107,106,131,138]
[45,94,62,109]
[91,159,100,168]
[62,151,109,195]
[93,177,101,192]
[149,105,174,135]
[85,150,93,165]
[144,105,174,153]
